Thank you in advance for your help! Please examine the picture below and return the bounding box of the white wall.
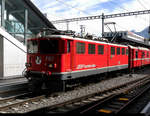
[0,27,26,79]
[4,39,26,78]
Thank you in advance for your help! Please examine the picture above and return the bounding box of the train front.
[25,37,64,92]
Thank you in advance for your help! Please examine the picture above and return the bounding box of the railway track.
[25,75,150,114]
[69,80,150,114]
[0,92,47,113]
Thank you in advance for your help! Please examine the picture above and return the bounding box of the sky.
[31,0,150,37]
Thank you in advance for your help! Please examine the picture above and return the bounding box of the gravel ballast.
[4,68,150,113]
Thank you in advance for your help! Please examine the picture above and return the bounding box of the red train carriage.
[25,34,149,92]
[129,46,150,70]
[128,46,139,69]
[148,50,150,64]
[140,47,147,66]
[142,47,150,65]
[107,43,128,72]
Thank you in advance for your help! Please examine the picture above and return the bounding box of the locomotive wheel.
[45,80,66,92]
[28,78,43,94]
[62,80,66,92]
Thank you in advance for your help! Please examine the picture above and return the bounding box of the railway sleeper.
[106,104,126,109]
[53,108,70,113]
[64,104,79,110]
[97,107,117,114]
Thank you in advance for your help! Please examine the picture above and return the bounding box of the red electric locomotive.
[25,31,150,92]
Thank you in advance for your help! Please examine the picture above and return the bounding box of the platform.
[0,76,28,92]
[0,76,27,86]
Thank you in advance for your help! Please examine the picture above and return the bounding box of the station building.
[0,0,55,79]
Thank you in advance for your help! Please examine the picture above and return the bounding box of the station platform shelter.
[0,0,56,79]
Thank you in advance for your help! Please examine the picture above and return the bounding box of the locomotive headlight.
[48,64,53,68]
[25,63,31,67]
[48,63,57,68]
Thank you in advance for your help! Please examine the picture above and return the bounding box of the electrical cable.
[137,0,148,10]
[107,0,149,29]
[55,0,91,15]
[136,0,150,31]
[33,0,150,36]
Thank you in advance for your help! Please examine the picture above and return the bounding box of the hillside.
[132,27,150,39]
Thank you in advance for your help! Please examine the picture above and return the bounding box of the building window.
[111,47,115,55]
[98,45,104,54]
[122,48,125,55]
[76,42,85,54]
[88,44,95,54]
[117,47,120,55]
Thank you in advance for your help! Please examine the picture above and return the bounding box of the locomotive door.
[108,45,117,72]
[70,40,75,71]
[66,40,75,73]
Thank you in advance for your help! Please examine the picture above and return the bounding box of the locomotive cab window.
[27,40,38,53]
[111,47,115,55]
[117,47,120,55]
[98,45,104,54]
[88,44,95,54]
[39,39,59,54]
[76,42,85,54]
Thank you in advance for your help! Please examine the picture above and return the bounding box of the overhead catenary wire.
[108,0,149,23]
[108,0,129,12]
[55,0,91,15]
[142,0,150,8]
[37,0,92,31]
[137,0,150,35]
[104,0,150,34]
[137,0,148,10]
[34,0,150,36]
[39,0,150,25]
[35,0,70,29]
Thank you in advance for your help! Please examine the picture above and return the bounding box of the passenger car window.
[111,47,115,55]
[117,47,120,55]
[122,48,125,55]
[142,52,145,58]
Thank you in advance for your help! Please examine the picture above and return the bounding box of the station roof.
[103,31,150,48]
[5,0,56,34]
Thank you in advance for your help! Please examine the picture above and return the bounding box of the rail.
[25,75,150,114]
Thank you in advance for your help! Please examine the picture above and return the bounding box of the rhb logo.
[35,56,42,64]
